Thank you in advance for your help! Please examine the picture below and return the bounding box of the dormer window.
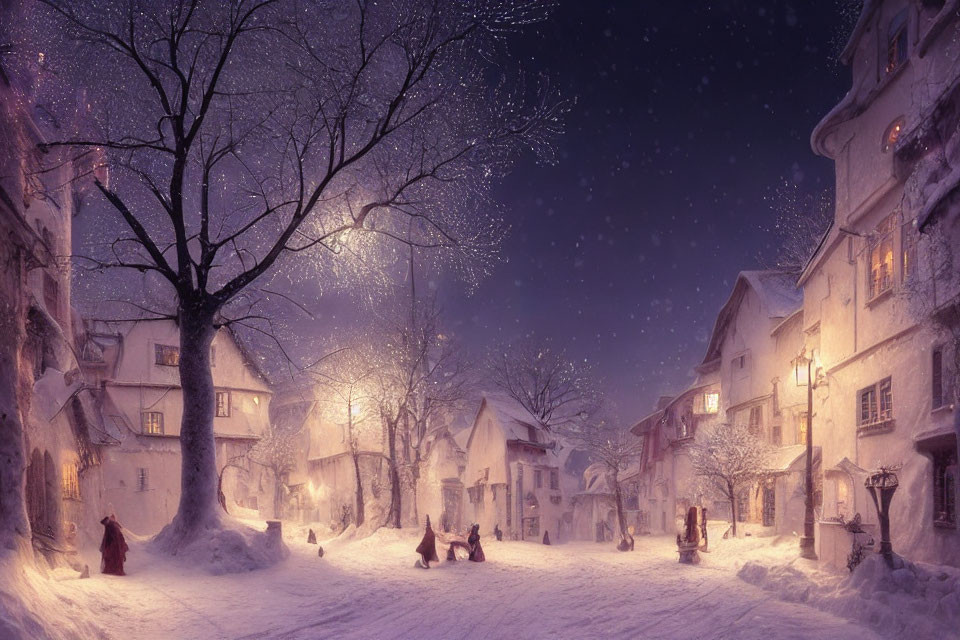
[885,10,908,74]
[881,117,905,153]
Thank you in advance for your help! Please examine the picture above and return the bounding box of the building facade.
[463,395,571,541]
[806,0,960,569]
[78,320,273,535]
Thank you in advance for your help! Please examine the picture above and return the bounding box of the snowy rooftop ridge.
[699,269,802,367]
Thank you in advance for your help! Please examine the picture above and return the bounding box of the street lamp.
[793,346,822,560]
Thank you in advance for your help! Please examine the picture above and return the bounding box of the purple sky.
[439,1,855,424]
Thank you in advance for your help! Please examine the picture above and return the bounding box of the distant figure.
[617,532,635,552]
[99,515,128,576]
[468,524,485,562]
[415,516,440,569]
[494,523,503,541]
[307,529,317,544]
[318,546,325,558]
[542,530,551,545]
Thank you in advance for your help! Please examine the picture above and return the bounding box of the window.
[748,406,763,435]
[209,346,216,367]
[154,344,180,366]
[858,377,893,430]
[61,463,80,499]
[797,412,808,445]
[677,412,696,439]
[882,117,905,153]
[933,447,957,527]
[901,218,917,282]
[703,392,719,414]
[467,485,484,504]
[141,411,164,435]
[216,391,231,417]
[526,425,538,443]
[868,215,895,300]
[733,355,746,370]
[933,347,945,410]
[772,425,782,447]
[534,469,542,489]
[137,467,148,491]
[772,380,780,416]
[550,469,559,491]
[885,10,908,74]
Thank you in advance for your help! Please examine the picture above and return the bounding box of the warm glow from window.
[703,392,719,414]
[253,395,260,406]
[882,118,905,152]
[61,463,79,499]
[869,215,895,299]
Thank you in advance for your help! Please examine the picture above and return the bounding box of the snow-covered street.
[34,527,882,640]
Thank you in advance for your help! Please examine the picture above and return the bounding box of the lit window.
[137,467,148,491]
[216,391,231,417]
[868,215,895,300]
[882,117,905,152]
[885,10,908,74]
[901,218,917,283]
[933,447,957,527]
[61,463,80,499]
[154,344,180,366]
[141,411,164,435]
[858,377,893,429]
[703,392,719,414]
[797,413,808,445]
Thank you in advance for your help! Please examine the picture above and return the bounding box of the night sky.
[442,1,856,424]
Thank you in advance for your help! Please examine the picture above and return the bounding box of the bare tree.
[571,423,643,542]
[371,294,468,527]
[247,421,301,519]
[23,0,564,547]
[311,346,380,528]
[688,422,772,537]
[487,338,598,433]
[764,182,834,274]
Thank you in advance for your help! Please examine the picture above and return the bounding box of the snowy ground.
[11,522,898,640]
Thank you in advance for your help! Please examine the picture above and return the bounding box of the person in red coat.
[416,515,440,568]
[99,515,129,576]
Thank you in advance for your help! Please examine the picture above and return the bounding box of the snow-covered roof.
[481,393,546,442]
[765,444,819,474]
[452,426,471,452]
[579,463,614,496]
[699,270,802,366]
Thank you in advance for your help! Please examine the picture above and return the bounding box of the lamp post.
[795,347,819,560]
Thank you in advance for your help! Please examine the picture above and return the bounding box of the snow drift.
[738,553,960,639]
[151,517,289,575]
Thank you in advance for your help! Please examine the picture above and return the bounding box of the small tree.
[247,422,301,520]
[312,346,380,528]
[487,338,598,432]
[688,423,772,537]
[573,424,643,542]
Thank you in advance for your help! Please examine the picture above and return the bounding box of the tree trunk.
[386,417,402,528]
[613,478,627,538]
[729,483,737,537]
[352,452,365,527]
[273,470,283,519]
[157,308,219,547]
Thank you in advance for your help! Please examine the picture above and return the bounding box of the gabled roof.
[699,270,802,366]
[467,393,554,452]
